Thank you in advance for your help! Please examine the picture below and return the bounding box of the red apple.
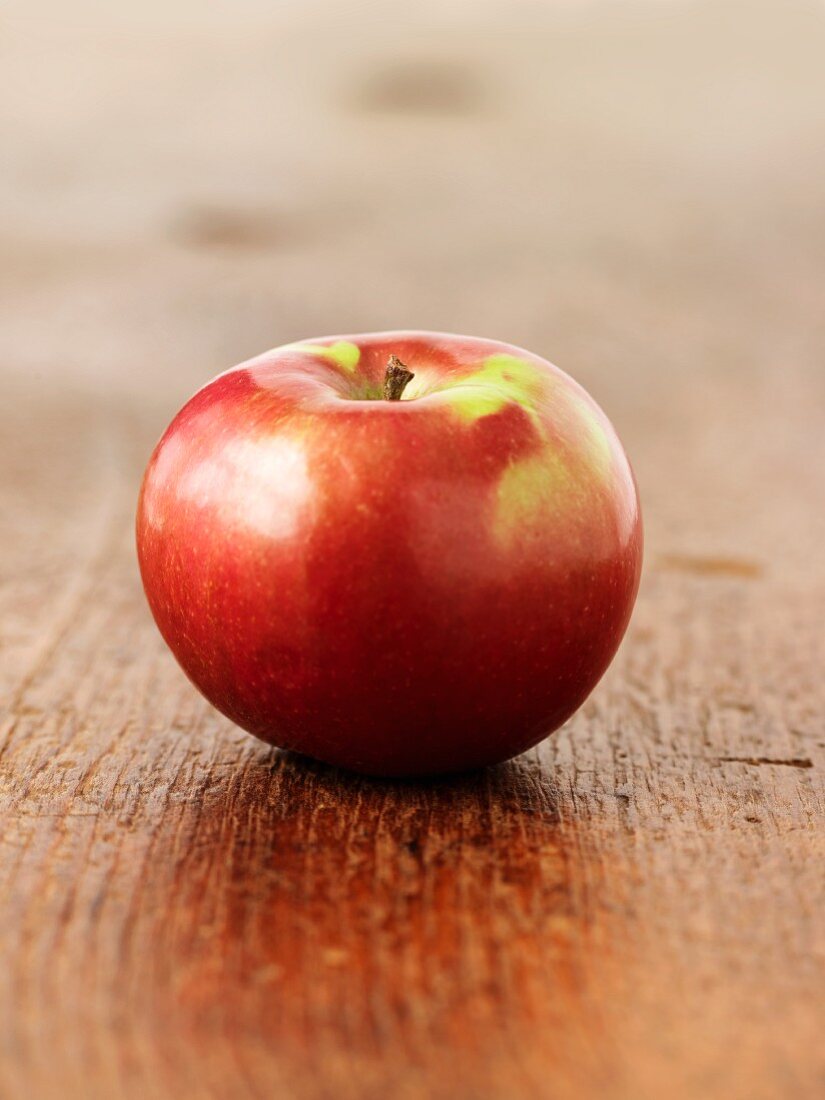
[137,332,642,776]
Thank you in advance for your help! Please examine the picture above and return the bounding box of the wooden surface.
[1,2,824,1097]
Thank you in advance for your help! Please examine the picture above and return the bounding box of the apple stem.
[383,355,415,401]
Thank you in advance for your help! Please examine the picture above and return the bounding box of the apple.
[137,331,642,776]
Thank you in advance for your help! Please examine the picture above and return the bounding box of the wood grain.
[1,2,824,1097]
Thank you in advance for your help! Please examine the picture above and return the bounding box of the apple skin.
[137,332,642,777]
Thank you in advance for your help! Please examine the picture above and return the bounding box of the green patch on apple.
[442,354,546,424]
[493,450,574,544]
[293,341,361,373]
[565,390,613,479]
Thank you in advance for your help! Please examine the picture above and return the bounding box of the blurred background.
[3,0,825,575]
[2,2,825,1098]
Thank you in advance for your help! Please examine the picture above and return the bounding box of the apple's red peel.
[136,331,642,777]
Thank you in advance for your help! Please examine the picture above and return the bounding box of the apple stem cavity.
[383,355,415,401]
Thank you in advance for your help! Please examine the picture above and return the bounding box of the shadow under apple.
[131,743,596,1097]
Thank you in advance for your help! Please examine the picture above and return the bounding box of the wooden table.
[1,2,823,1097]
